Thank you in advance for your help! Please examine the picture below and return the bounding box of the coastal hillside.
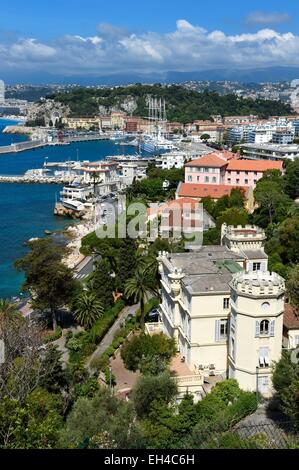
[48,84,293,123]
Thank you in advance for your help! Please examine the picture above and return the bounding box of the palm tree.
[125,269,158,328]
[73,292,104,329]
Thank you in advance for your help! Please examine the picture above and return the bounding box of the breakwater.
[0,140,46,154]
[0,175,80,184]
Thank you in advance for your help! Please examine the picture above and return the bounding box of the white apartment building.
[80,161,123,196]
[157,224,285,397]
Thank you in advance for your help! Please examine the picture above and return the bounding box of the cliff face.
[27,99,71,125]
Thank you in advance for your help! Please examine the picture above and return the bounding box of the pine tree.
[92,259,115,309]
[117,239,137,292]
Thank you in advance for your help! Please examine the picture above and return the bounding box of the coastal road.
[74,255,98,281]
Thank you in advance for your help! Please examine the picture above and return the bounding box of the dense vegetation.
[48,85,293,122]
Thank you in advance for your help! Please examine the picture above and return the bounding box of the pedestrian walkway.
[87,303,139,369]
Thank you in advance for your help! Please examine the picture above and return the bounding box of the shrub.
[90,355,109,372]
[66,336,84,352]
[44,326,62,343]
[81,342,97,358]
[105,346,115,358]
[65,331,73,341]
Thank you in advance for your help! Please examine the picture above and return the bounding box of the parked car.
[146,308,160,322]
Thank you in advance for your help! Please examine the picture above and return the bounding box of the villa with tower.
[155,224,286,399]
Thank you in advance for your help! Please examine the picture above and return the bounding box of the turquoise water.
[0,119,148,299]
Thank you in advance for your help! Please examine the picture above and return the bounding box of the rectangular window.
[236,179,240,184]
[212,177,217,183]
[227,178,231,183]
[253,262,261,271]
[197,176,200,182]
[215,319,228,341]
[295,335,299,346]
[188,176,192,182]
[223,298,230,309]
[220,319,228,339]
[245,179,248,184]
[205,176,209,183]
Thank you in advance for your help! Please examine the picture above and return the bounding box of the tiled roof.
[185,153,228,168]
[178,183,248,199]
[284,304,299,330]
[226,159,283,172]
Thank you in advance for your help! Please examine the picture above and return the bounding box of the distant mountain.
[4,66,299,86]
[165,67,299,83]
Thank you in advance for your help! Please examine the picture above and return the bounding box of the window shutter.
[215,320,220,342]
[255,321,260,338]
[270,320,275,337]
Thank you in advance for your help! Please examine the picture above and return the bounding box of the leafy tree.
[132,372,178,419]
[39,345,68,395]
[0,389,63,449]
[200,133,210,141]
[125,269,158,327]
[254,179,292,226]
[286,265,299,312]
[15,239,78,330]
[216,207,249,228]
[73,292,104,329]
[121,333,176,373]
[272,351,299,428]
[61,388,143,449]
[278,217,299,264]
[284,159,299,200]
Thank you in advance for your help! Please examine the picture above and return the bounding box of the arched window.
[260,320,270,336]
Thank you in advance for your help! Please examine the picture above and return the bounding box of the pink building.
[224,160,283,187]
[185,153,283,189]
[185,154,228,185]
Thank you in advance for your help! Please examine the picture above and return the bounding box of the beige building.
[156,224,285,398]
[111,112,126,130]
[63,117,101,130]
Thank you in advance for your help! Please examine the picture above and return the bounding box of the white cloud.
[246,11,291,25]
[0,20,299,78]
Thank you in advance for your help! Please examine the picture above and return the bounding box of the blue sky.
[1,0,299,82]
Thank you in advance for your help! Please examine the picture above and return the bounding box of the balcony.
[144,322,162,336]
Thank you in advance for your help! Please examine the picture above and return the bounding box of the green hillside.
[48,84,293,123]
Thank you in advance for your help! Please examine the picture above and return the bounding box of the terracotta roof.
[186,153,228,168]
[178,183,248,199]
[147,198,199,216]
[226,159,283,172]
[284,304,299,330]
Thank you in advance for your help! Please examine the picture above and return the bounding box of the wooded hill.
[48,84,293,123]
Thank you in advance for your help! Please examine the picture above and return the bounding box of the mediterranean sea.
[0,119,149,299]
